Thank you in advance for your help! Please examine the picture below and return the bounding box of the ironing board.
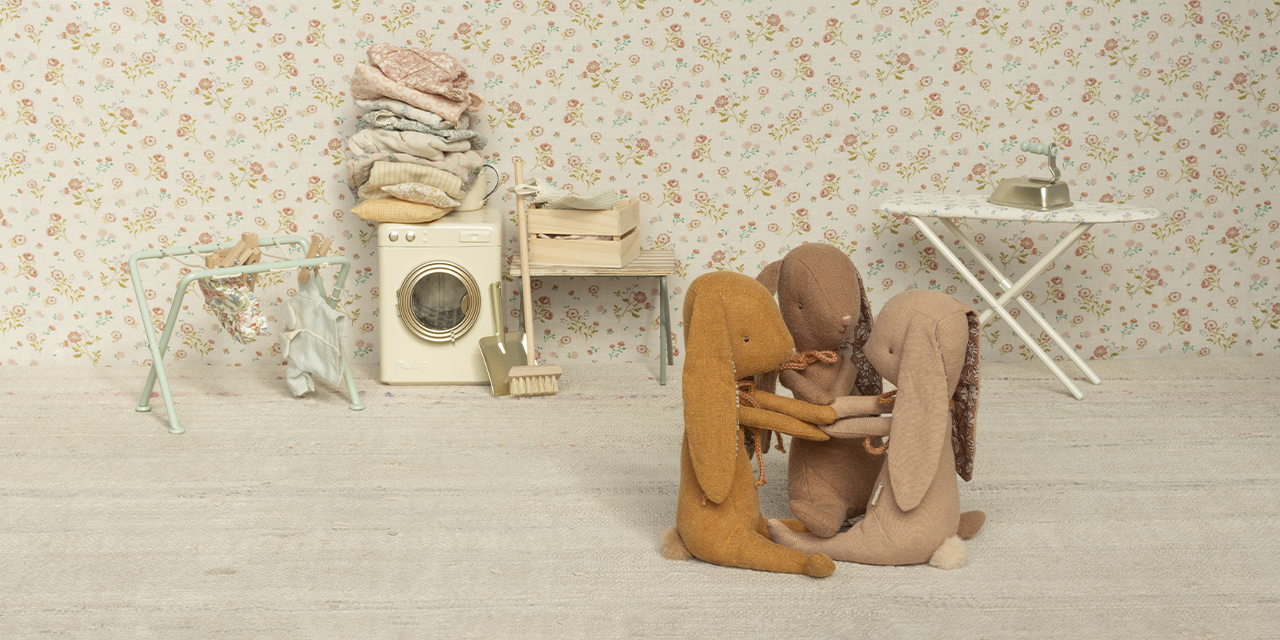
[880,194,1163,400]
[128,235,364,434]
[507,249,676,385]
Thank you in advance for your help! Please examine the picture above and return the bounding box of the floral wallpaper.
[1,0,1277,371]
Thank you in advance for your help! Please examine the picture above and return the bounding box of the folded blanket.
[354,156,486,201]
[351,63,483,126]
[367,44,471,103]
[355,110,487,150]
[353,98,466,129]
[346,129,472,160]
[348,150,484,193]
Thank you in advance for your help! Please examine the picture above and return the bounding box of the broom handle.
[513,159,538,365]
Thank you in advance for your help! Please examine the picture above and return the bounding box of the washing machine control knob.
[388,230,399,242]
[405,231,416,242]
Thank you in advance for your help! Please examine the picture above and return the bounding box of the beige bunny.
[768,290,982,568]
[662,271,867,577]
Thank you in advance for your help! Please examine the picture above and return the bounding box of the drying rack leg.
[132,269,194,433]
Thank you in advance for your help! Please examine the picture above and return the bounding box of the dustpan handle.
[490,281,505,340]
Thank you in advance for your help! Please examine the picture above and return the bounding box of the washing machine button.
[406,230,416,242]
[460,230,490,243]
[388,230,399,242]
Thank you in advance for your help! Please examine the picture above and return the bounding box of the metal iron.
[988,141,1073,211]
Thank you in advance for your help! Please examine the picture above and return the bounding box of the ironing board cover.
[881,194,1163,224]
[198,278,268,343]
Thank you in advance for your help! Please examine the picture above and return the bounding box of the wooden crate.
[528,226,641,268]
[527,199,639,236]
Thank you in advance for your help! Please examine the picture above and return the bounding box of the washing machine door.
[397,261,482,342]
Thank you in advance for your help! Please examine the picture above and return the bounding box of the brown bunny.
[768,290,982,568]
[754,243,884,538]
[661,271,854,578]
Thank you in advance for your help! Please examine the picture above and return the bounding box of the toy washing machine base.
[377,207,503,385]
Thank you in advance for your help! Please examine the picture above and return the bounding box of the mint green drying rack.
[129,234,365,434]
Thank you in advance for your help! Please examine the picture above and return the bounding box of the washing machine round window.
[397,261,481,342]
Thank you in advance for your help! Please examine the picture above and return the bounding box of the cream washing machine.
[377,206,502,384]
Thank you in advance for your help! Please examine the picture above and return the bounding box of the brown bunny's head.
[862,290,980,512]
[682,271,796,503]
[756,243,880,396]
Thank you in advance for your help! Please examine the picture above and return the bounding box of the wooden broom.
[505,158,562,397]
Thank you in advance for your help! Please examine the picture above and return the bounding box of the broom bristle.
[505,364,563,397]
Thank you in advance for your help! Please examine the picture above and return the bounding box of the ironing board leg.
[910,216,1085,400]
[938,218,1103,387]
[659,275,671,385]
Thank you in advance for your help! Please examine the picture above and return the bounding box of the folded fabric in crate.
[380,183,462,208]
[351,198,451,224]
[348,150,485,196]
[353,98,466,129]
[346,129,472,160]
[199,277,268,344]
[351,63,483,126]
[366,44,472,103]
[508,177,620,211]
[355,110,487,149]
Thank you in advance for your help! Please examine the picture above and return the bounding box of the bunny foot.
[958,510,986,540]
[788,500,847,538]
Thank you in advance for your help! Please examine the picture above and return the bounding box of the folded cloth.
[351,198,451,224]
[280,281,347,397]
[508,177,621,210]
[355,110,487,150]
[367,44,471,103]
[346,129,472,160]
[351,63,483,126]
[380,183,462,208]
[353,98,466,129]
[357,162,467,202]
[348,150,485,196]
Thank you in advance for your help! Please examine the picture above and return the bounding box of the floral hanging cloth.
[199,276,268,344]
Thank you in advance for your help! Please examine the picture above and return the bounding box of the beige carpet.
[1,357,1277,638]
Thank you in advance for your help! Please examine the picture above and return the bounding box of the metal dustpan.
[479,281,527,397]
[988,141,1073,212]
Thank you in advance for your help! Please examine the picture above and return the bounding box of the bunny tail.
[928,535,966,570]
[661,527,693,561]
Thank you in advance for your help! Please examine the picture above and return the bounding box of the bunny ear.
[887,313,952,512]
[755,260,783,295]
[951,310,981,482]
[850,270,883,397]
[683,291,741,505]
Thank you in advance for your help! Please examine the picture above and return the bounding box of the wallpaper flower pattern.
[1,0,1277,369]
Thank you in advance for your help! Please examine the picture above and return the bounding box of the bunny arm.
[740,391,835,442]
[820,416,892,439]
[831,394,893,418]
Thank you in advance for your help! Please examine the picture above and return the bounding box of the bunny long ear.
[887,314,952,512]
[683,291,741,505]
[951,310,981,482]
[850,271,883,397]
[755,260,783,295]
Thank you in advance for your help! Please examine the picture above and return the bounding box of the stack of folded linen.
[347,44,489,224]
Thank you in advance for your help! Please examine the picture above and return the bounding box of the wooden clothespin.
[300,234,331,285]
[299,233,321,284]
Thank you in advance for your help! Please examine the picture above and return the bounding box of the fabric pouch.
[199,277,267,343]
